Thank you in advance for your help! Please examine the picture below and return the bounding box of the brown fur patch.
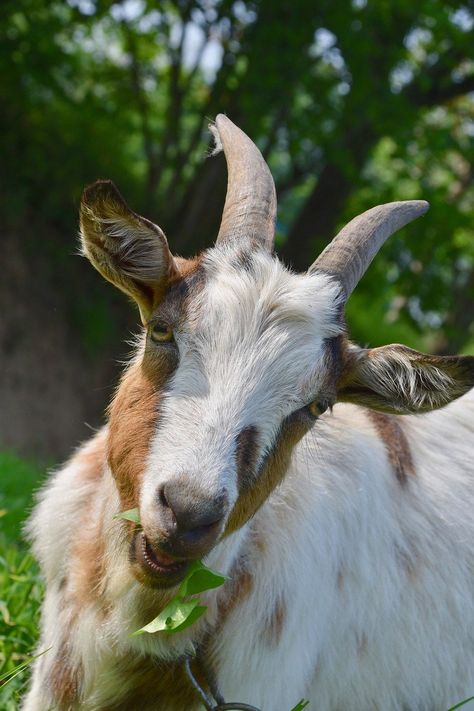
[70,521,106,607]
[395,543,419,582]
[264,600,286,646]
[357,632,368,656]
[107,362,163,510]
[218,564,254,626]
[63,430,108,607]
[366,410,415,485]
[48,641,82,710]
[97,656,206,711]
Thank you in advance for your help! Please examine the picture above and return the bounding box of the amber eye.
[149,322,174,343]
[308,401,328,418]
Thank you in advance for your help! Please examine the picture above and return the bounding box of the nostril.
[157,479,228,536]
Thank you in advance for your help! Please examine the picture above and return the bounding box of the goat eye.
[149,323,174,343]
[308,401,328,418]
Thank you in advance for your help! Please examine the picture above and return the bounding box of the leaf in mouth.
[115,508,141,524]
[132,560,226,636]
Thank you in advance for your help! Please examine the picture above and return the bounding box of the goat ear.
[80,180,177,323]
[337,344,474,414]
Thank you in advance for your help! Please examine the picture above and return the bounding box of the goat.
[23,115,474,711]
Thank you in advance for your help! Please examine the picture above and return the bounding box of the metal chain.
[183,655,262,711]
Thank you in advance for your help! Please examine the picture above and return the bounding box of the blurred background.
[1,0,474,464]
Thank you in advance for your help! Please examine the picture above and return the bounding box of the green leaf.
[178,560,226,597]
[446,698,474,711]
[133,597,206,635]
[131,560,226,636]
[114,508,141,524]
[166,604,207,633]
[290,700,310,711]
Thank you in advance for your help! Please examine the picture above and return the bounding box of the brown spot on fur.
[48,641,82,709]
[264,600,286,646]
[98,655,206,711]
[337,569,345,591]
[357,632,368,656]
[63,429,108,607]
[366,410,415,485]
[70,523,106,607]
[395,543,419,582]
[218,564,254,626]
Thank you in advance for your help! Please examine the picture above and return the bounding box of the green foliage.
[0,452,46,543]
[0,539,43,710]
[0,451,45,707]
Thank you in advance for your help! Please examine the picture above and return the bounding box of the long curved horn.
[211,114,277,251]
[309,200,429,299]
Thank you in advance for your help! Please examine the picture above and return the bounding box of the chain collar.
[184,655,261,711]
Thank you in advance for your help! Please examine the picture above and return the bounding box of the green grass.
[0,451,47,542]
[0,451,47,708]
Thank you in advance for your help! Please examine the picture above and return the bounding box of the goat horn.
[211,114,277,251]
[309,200,429,299]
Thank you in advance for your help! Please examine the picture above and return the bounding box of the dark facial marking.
[225,413,311,535]
[235,425,260,493]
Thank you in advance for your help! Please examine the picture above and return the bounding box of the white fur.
[23,248,474,711]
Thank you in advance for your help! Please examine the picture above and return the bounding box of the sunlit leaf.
[132,561,226,636]
[114,508,141,524]
[133,598,206,635]
[178,560,226,597]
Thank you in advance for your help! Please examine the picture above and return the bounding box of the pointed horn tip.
[402,199,430,216]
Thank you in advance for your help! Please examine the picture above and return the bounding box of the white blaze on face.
[140,246,343,528]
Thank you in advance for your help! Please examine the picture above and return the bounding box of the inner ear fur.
[80,180,177,322]
[337,343,474,414]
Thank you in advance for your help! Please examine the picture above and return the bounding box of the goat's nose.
[158,479,227,546]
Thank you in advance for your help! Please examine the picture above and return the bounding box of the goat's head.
[80,115,474,588]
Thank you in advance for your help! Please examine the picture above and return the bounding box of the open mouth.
[134,532,189,585]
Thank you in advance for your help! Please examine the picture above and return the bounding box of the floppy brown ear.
[80,180,177,323]
[337,344,474,414]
